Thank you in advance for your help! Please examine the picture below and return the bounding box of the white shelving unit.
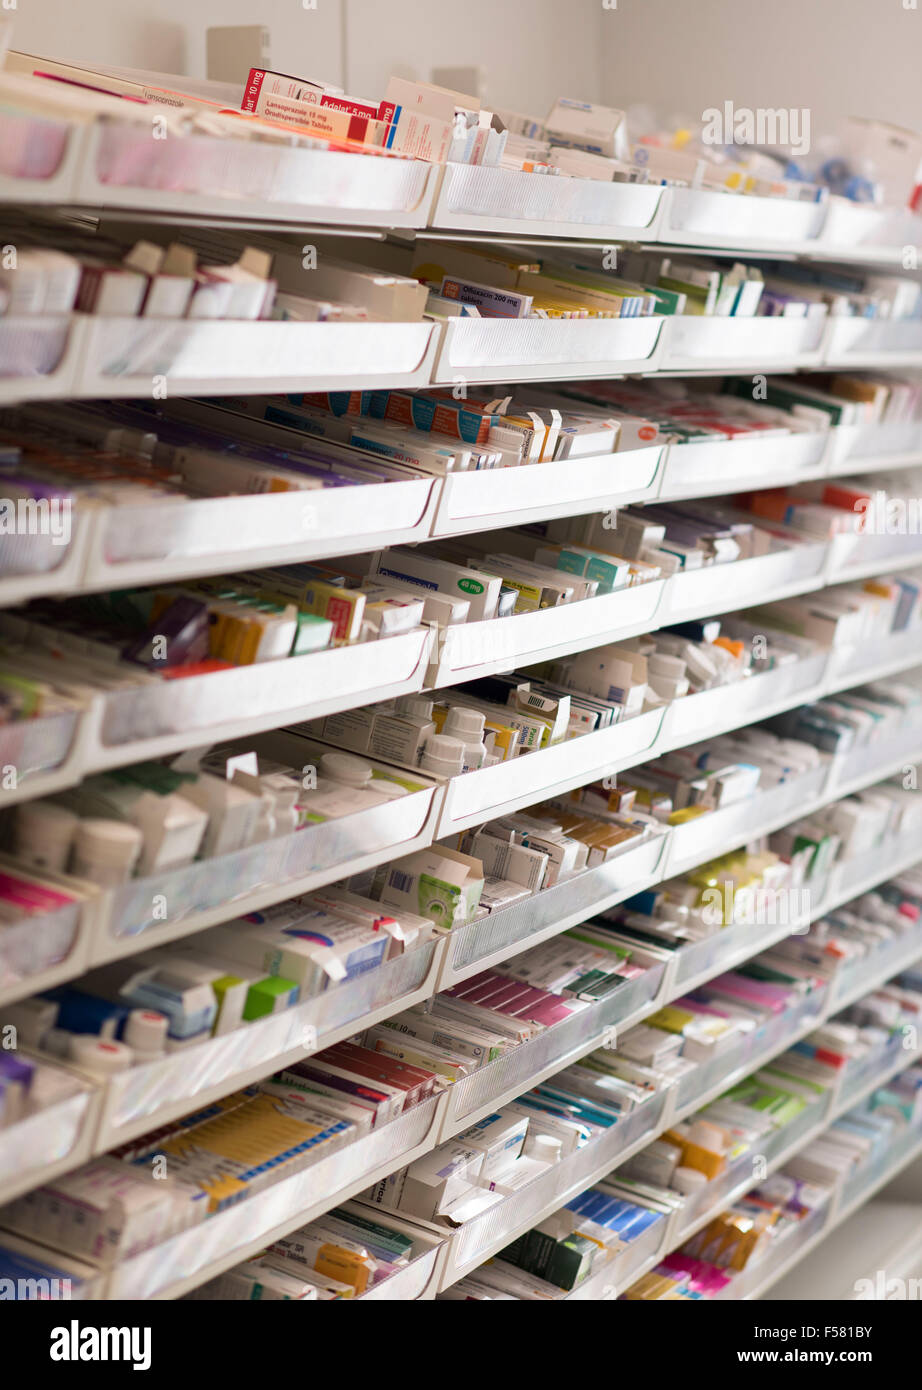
[4,126,922,1307]
[763,1198,922,1301]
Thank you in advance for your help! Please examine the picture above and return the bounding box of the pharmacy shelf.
[7,308,922,408]
[658,185,828,256]
[427,162,667,242]
[426,578,665,688]
[661,314,828,375]
[3,647,918,1014]
[74,477,442,596]
[431,314,667,385]
[0,313,441,407]
[657,1033,922,1274]
[111,1097,450,1301]
[4,655,920,1015]
[434,833,922,1153]
[89,930,445,1155]
[657,431,828,502]
[0,112,439,230]
[427,536,922,694]
[738,1118,922,1300]
[0,1068,100,1207]
[763,1197,922,1301]
[430,444,666,536]
[565,947,922,1302]
[88,773,445,968]
[437,831,669,990]
[6,796,919,1292]
[437,944,670,1141]
[5,420,922,607]
[6,113,922,265]
[435,706,666,836]
[436,991,827,1293]
[433,841,922,1296]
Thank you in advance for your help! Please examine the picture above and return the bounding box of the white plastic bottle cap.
[68,1036,134,1075]
[671,1166,708,1194]
[526,1133,563,1164]
[397,696,434,720]
[71,819,143,887]
[370,777,410,800]
[443,706,486,740]
[419,734,466,778]
[124,1009,169,1054]
[14,801,79,873]
[320,752,374,787]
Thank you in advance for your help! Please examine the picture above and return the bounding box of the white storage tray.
[0,315,85,405]
[824,419,922,476]
[75,315,440,398]
[436,707,665,836]
[0,709,82,809]
[353,1209,448,1301]
[438,830,669,989]
[84,121,438,227]
[0,110,83,204]
[822,317,922,369]
[91,932,445,1151]
[818,198,922,263]
[427,579,665,687]
[660,186,826,252]
[663,761,829,879]
[659,431,827,502]
[827,528,922,584]
[81,628,431,772]
[437,950,668,1141]
[106,1091,448,1300]
[437,1087,670,1290]
[662,313,827,373]
[91,779,444,962]
[431,315,666,385]
[0,892,97,1009]
[81,476,440,591]
[428,162,666,239]
[0,1074,99,1206]
[658,653,829,753]
[431,445,664,536]
[657,543,828,628]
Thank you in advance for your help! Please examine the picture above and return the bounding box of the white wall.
[598,0,922,138]
[12,0,343,92]
[345,0,602,115]
[13,0,919,136]
[12,0,601,115]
